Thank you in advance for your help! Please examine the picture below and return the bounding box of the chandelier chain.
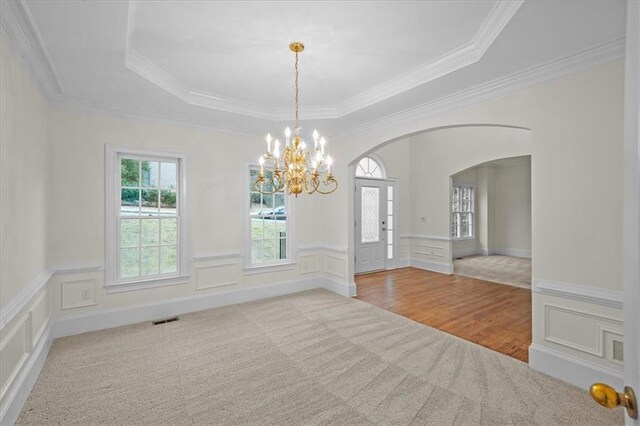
[294,51,299,131]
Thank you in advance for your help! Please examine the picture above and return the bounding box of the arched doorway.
[350,124,533,362]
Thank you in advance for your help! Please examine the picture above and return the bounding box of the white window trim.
[354,153,387,179]
[105,145,189,289]
[451,182,475,241]
[243,163,296,272]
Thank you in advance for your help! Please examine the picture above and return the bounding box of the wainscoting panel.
[325,254,346,278]
[298,254,320,275]
[530,283,624,390]
[0,315,30,403]
[194,262,240,290]
[61,278,97,310]
[29,291,49,349]
[0,282,52,426]
[544,304,623,358]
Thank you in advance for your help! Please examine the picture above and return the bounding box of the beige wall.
[493,160,532,256]
[0,34,50,310]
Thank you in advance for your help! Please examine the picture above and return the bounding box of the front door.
[355,178,387,274]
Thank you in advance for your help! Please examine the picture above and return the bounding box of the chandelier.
[254,42,338,197]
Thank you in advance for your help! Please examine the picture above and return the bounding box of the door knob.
[590,383,638,419]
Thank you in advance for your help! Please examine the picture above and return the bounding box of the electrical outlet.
[81,289,91,301]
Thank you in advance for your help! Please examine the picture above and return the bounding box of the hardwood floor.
[355,267,532,362]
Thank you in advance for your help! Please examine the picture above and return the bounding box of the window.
[248,166,290,266]
[355,156,385,178]
[452,184,474,239]
[106,147,187,288]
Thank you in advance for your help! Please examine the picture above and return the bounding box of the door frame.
[354,176,399,273]
[623,0,640,424]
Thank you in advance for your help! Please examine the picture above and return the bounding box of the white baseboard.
[529,343,623,390]
[410,258,454,274]
[320,278,357,297]
[397,257,410,268]
[1,323,53,426]
[452,247,478,258]
[53,278,327,338]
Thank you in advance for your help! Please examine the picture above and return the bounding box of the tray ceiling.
[0,0,628,135]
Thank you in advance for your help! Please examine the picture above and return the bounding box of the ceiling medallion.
[254,42,338,197]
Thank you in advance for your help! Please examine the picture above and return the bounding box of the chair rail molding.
[532,278,623,309]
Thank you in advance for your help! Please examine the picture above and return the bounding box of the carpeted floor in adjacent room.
[454,255,532,288]
[18,289,619,425]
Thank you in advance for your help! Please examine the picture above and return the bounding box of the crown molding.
[49,92,263,137]
[2,0,623,139]
[124,0,523,120]
[336,0,524,117]
[331,36,626,142]
[0,0,63,100]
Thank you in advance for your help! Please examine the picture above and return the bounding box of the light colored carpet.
[18,289,619,425]
[454,255,532,288]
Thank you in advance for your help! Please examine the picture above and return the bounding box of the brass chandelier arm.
[305,172,338,195]
[253,174,286,195]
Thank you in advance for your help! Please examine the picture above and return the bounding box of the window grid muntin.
[355,157,384,178]
[117,155,180,282]
[451,184,474,240]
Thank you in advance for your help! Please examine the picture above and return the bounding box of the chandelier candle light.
[254,42,338,196]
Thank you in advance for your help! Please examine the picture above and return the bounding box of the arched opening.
[350,124,533,362]
[450,155,532,289]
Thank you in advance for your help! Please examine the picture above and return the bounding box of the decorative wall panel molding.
[298,254,320,275]
[324,254,346,278]
[61,279,97,310]
[194,262,240,290]
[543,304,623,358]
[0,270,52,329]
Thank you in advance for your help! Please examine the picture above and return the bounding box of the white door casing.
[624,0,640,424]
[355,178,387,274]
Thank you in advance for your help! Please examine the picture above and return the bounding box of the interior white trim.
[409,258,454,275]
[124,0,523,120]
[191,250,242,262]
[104,275,191,294]
[0,322,53,426]
[53,261,104,275]
[52,277,337,338]
[529,343,623,391]
[0,269,52,329]
[104,146,189,289]
[1,0,624,138]
[532,278,623,309]
[0,0,62,99]
[297,245,349,255]
[333,36,625,141]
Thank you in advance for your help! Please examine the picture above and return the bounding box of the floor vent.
[613,339,624,362]
[152,317,179,326]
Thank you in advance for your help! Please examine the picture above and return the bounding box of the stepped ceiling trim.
[0,1,624,138]
[124,0,524,120]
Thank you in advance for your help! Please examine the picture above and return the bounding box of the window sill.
[106,275,191,294]
[243,262,297,275]
[452,237,476,242]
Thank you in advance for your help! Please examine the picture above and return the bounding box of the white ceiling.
[0,0,628,137]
